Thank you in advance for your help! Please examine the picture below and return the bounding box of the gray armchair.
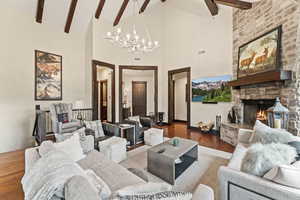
[123,116,153,144]
[49,103,82,135]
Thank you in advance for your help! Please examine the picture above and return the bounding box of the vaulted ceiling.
[32,0,253,34]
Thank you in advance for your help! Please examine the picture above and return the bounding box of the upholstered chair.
[49,103,82,135]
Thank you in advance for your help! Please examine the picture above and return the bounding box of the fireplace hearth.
[242,99,276,127]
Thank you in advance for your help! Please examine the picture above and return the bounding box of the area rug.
[120,144,232,199]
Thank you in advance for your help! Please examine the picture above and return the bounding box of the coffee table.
[147,137,198,185]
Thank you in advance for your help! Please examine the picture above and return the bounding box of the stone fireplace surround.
[231,0,300,136]
[232,80,298,135]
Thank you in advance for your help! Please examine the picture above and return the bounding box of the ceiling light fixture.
[104,0,159,54]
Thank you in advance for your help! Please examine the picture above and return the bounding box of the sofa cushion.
[85,169,112,199]
[77,150,145,192]
[264,162,300,189]
[241,143,297,177]
[250,120,295,144]
[65,175,100,200]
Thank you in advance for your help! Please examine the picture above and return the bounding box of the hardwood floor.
[0,122,234,200]
[159,122,235,153]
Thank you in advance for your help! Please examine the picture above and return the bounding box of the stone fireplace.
[230,0,300,136]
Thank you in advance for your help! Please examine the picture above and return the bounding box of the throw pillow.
[53,133,85,162]
[84,120,105,138]
[57,113,69,123]
[241,143,297,177]
[128,116,143,128]
[115,182,172,196]
[85,169,112,199]
[127,168,149,182]
[264,162,300,189]
[39,140,55,157]
[117,191,192,200]
[250,120,295,144]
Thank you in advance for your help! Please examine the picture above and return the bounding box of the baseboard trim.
[173,119,188,123]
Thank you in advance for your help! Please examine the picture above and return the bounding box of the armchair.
[49,103,82,135]
[123,116,153,144]
[84,122,120,150]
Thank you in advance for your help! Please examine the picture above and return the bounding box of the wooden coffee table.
[147,137,198,185]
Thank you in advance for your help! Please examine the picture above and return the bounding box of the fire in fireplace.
[242,99,276,127]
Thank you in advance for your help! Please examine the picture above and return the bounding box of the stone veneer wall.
[232,0,300,135]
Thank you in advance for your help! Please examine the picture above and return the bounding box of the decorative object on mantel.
[192,75,232,103]
[227,107,237,124]
[104,0,159,53]
[267,97,289,129]
[35,50,62,101]
[237,26,282,79]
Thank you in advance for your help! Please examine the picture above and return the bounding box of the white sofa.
[218,129,300,200]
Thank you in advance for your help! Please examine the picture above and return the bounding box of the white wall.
[161,4,233,126]
[0,1,87,153]
[123,71,155,115]
[173,73,187,121]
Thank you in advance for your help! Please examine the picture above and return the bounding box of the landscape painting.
[35,50,62,101]
[238,26,281,78]
[192,75,232,103]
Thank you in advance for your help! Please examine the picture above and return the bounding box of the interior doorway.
[168,67,191,128]
[92,60,115,123]
[132,81,147,116]
[100,80,108,121]
[119,66,158,122]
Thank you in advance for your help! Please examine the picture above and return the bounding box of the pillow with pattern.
[116,191,192,200]
[57,113,69,123]
[84,120,105,138]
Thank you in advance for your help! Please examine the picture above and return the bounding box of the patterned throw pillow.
[117,191,192,200]
[84,120,105,138]
[57,113,69,123]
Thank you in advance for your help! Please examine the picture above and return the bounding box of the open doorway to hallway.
[92,60,115,122]
[168,67,191,127]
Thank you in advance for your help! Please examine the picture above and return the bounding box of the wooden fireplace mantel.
[228,70,292,89]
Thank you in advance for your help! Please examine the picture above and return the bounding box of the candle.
[274,119,281,129]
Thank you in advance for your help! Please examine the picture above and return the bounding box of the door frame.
[92,60,116,123]
[99,79,108,121]
[119,65,158,122]
[168,67,191,128]
[132,81,147,116]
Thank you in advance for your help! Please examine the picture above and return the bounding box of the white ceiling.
[10,0,230,35]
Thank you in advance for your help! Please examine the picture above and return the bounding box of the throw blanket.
[22,149,86,200]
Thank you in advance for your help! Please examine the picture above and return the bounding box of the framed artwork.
[35,50,62,101]
[192,75,232,103]
[238,26,282,78]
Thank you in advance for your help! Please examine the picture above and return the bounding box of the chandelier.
[104,0,159,53]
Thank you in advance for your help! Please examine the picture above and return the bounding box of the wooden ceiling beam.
[36,0,45,23]
[65,0,78,33]
[113,0,130,26]
[95,0,106,19]
[215,0,252,10]
[139,0,150,14]
[204,0,218,16]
